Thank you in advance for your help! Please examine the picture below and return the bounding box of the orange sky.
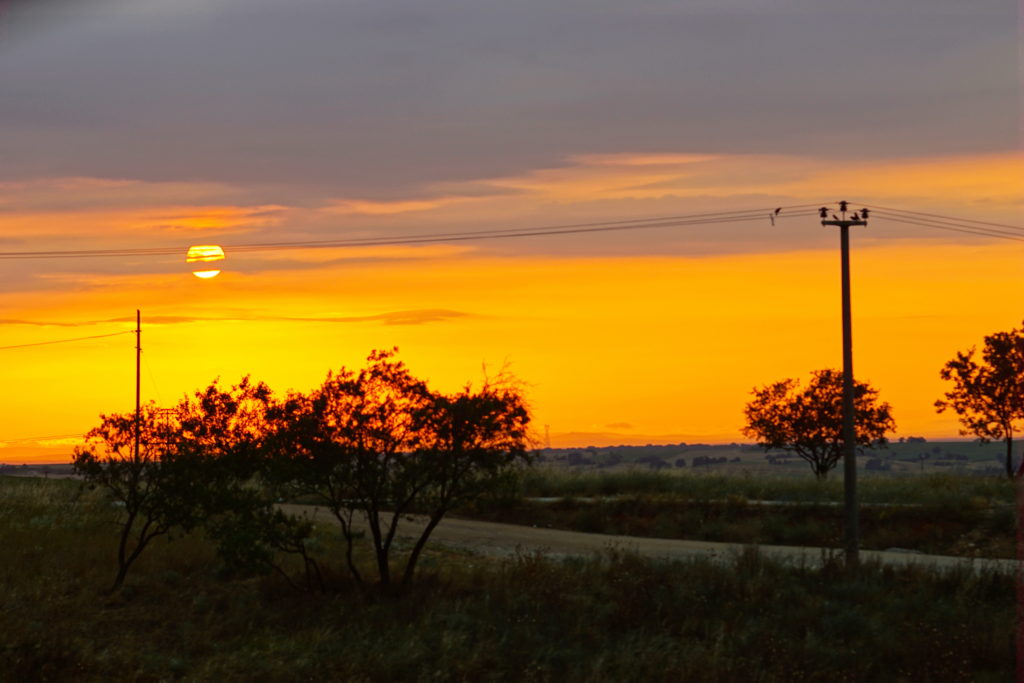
[2,152,1021,463]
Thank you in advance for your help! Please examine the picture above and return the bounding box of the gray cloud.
[0,0,1015,197]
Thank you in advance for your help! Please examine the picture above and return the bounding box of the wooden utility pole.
[820,202,868,567]
[134,309,141,463]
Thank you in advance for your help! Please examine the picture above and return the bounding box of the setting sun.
[186,245,226,279]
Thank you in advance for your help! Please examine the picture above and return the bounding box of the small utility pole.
[820,201,868,567]
[134,309,141,463]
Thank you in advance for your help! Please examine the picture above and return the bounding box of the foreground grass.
[1,476,1016,681]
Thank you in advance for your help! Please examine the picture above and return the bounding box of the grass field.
[515,467,1017,504]
[454,470,1018,558]
[535,440,1010,478]
[1,475,1017,681]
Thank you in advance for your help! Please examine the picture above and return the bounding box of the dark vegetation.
[743,369,895,479]
[465,494,1015,559]
[459,470,1017,558]
[10,323,1022,678]
[73,350,530,593]
[513,468,1017,504]
[1,476,1014,681]
[937,319,1024,479]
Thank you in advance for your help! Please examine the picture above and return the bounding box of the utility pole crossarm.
[821,218,868,228]
[820,202,869,229]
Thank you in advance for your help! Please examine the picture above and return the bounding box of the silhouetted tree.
[269,350,433,590]
[74,378,317,592]
[936,322,1024,479]
[73,403,198,592]
[407,376,530,587]
[742,369,895,480]
[174,377,321,583]
[269,349,531,591]
[176,375,272,470]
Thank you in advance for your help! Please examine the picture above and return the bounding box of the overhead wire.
[863,208,1024,243]
[0,201,1015,262]
[870,214,1024,243]
[0,204,822,260]
[859,203,1024,234]
[226,204,822,251]
[230,210,822,253]
[0,330,133,351]
[849,200,1024,243]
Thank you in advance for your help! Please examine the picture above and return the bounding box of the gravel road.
[281,505,1017,573]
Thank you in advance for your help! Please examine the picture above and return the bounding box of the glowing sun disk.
[186,245,226,279]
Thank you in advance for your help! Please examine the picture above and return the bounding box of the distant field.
[1,439,1009,478]
[0,463,77,478]
[536,439,1010,477]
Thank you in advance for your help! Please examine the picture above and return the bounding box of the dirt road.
[282,505,1017,573]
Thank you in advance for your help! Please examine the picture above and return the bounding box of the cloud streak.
[0,309,475,328]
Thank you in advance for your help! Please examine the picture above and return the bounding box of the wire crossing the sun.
[0,204,823,260]
[0,202,1019,262]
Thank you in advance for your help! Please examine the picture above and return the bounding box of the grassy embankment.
[1,475,1016,681]
[456,469,1019,558]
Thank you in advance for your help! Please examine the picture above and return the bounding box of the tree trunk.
[110,563,130,593]
[401,512,444,589]
[334,512,364,588]
[376,545,391,588]
[1009,435,1021,480]
[1005,435,1013,479]
[365,510,391,587]
[109,523,157,593]
[114,509,138,590]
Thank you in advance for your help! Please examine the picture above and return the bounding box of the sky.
[0,0,1021,462]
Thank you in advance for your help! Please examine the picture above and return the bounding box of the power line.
[869,212,1024,243]
[0,204,822,260]
[0,202,1016,264]
[866,209,1024,238]
[0,330,133,351]
[227,204,823,251]
[861,203,1024,234]
[852,200,1024,242]
[233,210,820,253]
